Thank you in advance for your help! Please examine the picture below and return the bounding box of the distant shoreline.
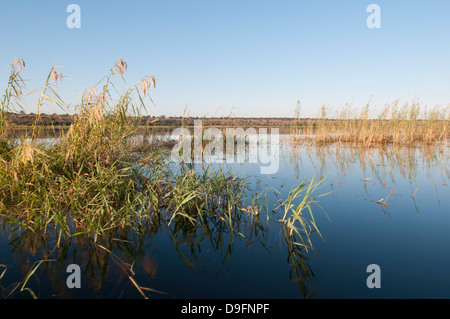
[6,112,301,128]
[6,112,446,130]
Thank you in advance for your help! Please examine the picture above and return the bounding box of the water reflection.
[1,134,448,299]
[288,141,448,185]
[281,223,321,298]
[0,202,319,298]
[286,138,448,215]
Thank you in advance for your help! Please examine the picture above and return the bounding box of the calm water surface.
[1,135,449,299]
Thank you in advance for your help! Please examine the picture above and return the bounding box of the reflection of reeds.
[282,223,320,298]
[288,141,449,188]
[96,243,166,299]
[1,259,55,299]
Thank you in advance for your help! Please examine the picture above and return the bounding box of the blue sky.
[1,0,449,117]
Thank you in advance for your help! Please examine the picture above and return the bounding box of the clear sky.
[1,0,450,118]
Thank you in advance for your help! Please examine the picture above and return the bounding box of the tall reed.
[291,100,449,147]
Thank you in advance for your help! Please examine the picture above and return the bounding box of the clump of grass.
[291,99,449,147]
[164,164,247,227]
[274,174,329,252]
[0,59,157,239]
[0,59,297,247]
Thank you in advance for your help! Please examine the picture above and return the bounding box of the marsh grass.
[0,59,327,252]
[274,174,330,252]
[0,58,247,240]
[0,59,332,299]
[291,100,449,147]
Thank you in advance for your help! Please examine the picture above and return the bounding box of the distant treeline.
[7,112,307,128]
[7,113,445,131]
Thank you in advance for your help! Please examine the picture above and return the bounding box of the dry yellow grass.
[291,101,449,147]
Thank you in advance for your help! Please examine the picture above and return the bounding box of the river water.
[0,135,449,299]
